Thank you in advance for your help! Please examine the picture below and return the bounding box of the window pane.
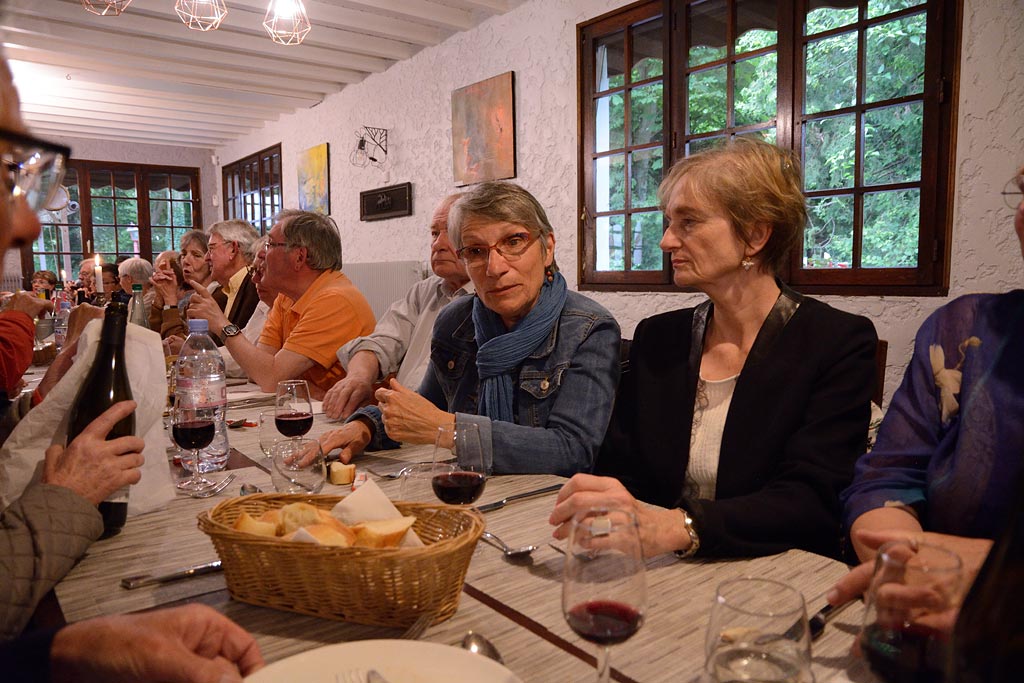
[39,225,58,251]
[806,0,858,34]
[736,0,777,53]
[92,198,114,225]
[804,194,854,268]
[151,227,172,254]
[174,202,193,228]
[119,226,139,255]
[865,12,926,103]
[595,93,626,152]
[93,226,116,253]
[689,0,726,67]
[595,214,626,271]
[737,127,777,144]
[113,172,136,198]
[868,0,924,19]
[688,135,726,154]
[863,101,923,185]
[595,32,625,91]
[688,65,727,134]
[171,175,192,199]
[803,113,856,191]
[630,82,663,146]
[630,147,663,209]
[90,170,112,197]
[735,51,777,127]
[151,200,170,226]
[595,154,626,212]
[631,211,664,271]
[631,18,663,81]
[805,31,858,115]
[149,174,169,199]
[115,199,138,225]
[863,189,920,267]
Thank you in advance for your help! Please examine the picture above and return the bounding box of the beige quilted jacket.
[0,483,102,640]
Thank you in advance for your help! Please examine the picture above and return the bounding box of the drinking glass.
[171,404,217,492]
[275,379,313,439]
[859,540,964,683]
[258,409,279,459]
[562,507,646,683]
[398,463,435,503]
[704,577,812,683]
[270,437,326,494]
[431,423,485,505]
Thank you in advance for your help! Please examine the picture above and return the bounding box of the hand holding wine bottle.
[42,400,145,506]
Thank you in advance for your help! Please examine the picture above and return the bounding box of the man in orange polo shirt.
[188,210,375,397]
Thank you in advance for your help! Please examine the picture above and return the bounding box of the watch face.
[222,324,240,337]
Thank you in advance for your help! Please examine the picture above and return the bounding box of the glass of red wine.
[859,540,964,683]
[704,577,812,683]
[561,507,646,683]
[275,379,313,439]
[171,404,217,492]
[430,423,486,505]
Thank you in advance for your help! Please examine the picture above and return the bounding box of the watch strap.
[673,508,701,559]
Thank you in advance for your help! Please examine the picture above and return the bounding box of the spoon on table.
[481,531,539,560]
[461,631,505,664]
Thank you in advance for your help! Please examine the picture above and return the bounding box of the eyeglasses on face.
[1,127,71,213]
[1002,174,1024,210]
[456,232,538,266]
[262,240,289,253]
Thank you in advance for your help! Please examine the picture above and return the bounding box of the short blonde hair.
[658,138,805,274]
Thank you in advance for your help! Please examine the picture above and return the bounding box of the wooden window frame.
[222,144,282,234]
[577,0,961,296]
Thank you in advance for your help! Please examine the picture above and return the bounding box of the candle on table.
[94,254,104,294]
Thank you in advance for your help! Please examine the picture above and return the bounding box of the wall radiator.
[342,260,430,321]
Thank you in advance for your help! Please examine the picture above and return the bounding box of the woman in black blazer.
[550,139,877,560]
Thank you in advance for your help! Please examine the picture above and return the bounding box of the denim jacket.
[351,291,621,476]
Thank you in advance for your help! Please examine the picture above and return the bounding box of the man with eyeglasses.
[187,210,375,397]
[0,42,263,682]
[199,219,261,340]
[323,193,472,419]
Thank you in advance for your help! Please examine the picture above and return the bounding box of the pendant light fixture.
[263,0,311,46]
[81,0,133,15]
[175,0,228,31]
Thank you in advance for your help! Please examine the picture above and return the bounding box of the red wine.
[66,302,134,539]
[275,411,313,437]
[566,600,643,645]
[432,471,486,504]
[861,622,947,683]
[172,420,216,450]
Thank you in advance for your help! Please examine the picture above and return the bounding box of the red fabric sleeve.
[0,311,35,398]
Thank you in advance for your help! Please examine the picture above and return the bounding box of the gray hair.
[179,229,209,253]
[275,209,343,271]
[117,256,154,284]
[448,181,558,272]
[207,219,260,263]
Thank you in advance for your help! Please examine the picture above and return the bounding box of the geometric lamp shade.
[263,0,312,46]
[175,0,228,31]
[81,0,133,15]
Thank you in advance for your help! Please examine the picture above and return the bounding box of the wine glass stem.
[190,448,203,483]
[595,646,611,683]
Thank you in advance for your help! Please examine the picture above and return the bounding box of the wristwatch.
[673,508,701,559]
[221,323,241,339]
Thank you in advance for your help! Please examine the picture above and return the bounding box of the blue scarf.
[473,272,568,423]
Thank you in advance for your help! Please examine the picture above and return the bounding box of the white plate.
[246,639,523,683]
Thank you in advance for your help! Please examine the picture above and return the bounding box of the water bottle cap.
[188,319,209,333]
[132,284,143,292]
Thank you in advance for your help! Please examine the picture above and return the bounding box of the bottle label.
[175,378,227,410]
[106,486,129,504]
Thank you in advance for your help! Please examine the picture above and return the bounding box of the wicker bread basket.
[197,493,484,627]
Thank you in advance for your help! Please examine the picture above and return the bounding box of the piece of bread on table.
[329,462,356,485]
[285,523,356,547]
[233,511,278,537]
[279,502,322,535]
[351,516,417,548]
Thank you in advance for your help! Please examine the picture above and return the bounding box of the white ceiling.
[2,0,517,148]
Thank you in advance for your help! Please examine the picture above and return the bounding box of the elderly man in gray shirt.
[322,194,471,419]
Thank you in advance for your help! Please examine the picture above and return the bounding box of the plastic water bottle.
[127,283,149,329]
[174,319,228,473]
[53,300,71,351]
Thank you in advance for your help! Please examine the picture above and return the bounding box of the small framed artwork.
[298,142,330,215]
[451,71,516,186]
[359,182,413,221]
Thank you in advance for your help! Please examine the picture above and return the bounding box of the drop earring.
[741,258,754,271]
[545,267,555,283]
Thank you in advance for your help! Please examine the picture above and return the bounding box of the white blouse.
[686,373,738,500]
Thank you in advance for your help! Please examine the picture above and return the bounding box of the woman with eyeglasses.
[550,139,878,561]
[319,181,621,475]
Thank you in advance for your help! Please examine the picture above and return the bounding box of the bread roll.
[329,462,356,485]
[285,523,355,547]
[279,502,322,535]
[351,516,417,548]
[258,509,283,533]
[233,511,278,537]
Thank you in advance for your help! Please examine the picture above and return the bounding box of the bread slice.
[279,502,322,535]
[285,523,355,547]
[233,511,279,537]
[329,462,356,485]
[258,509,283,533]
[351,516,417,548]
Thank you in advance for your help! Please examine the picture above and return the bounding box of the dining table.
[49,384,879,682]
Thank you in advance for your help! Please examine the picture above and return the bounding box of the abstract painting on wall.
[297,142,330,214]
[451,71,516,186]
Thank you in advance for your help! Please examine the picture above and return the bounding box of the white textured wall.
[211,0,1024,404]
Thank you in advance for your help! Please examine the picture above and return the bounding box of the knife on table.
[120,560,223,590]
[809,599,855,641]
[477,484,563,513]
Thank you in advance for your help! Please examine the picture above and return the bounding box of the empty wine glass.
[258,409,279,459]
[859,540,964,683]
[270,437,326,494]
[430,423,485,505]
[562,507,646,683]
[171,404,217,492]
[705,577,812,683]
[275,379,313,439]
[399,463,436,503]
